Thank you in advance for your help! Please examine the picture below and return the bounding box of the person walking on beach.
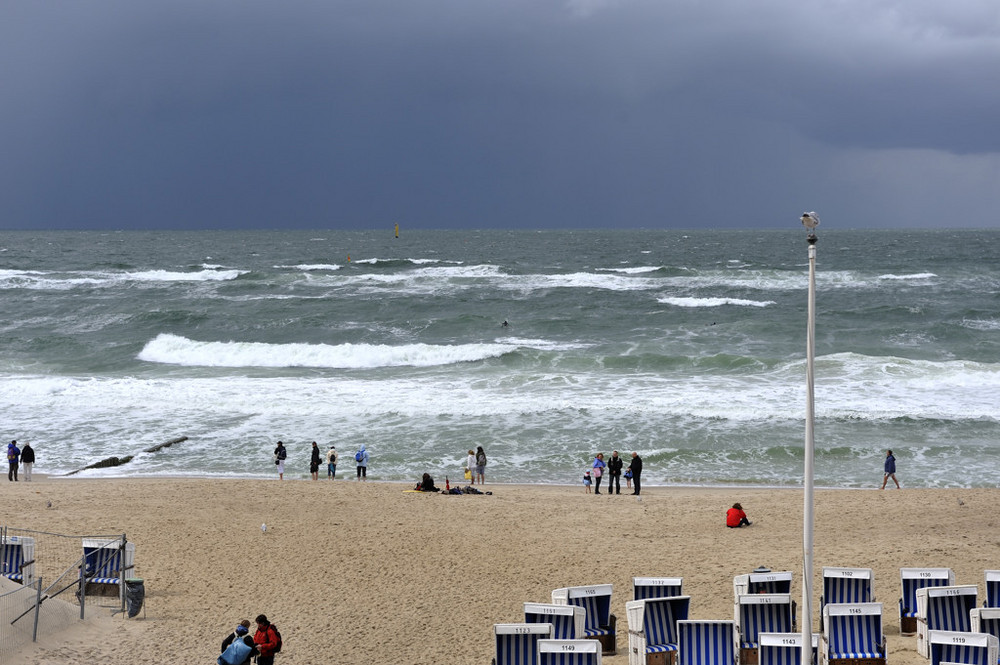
[309,442,321,481]
[20,442,34,482]
[629,451,643,496]
[607,450,623,495]
[7,441,20,482]
[355,444,369,481]
[591,453,606,494]
[220,619,257,665]
[475,446,487,485]
[253,614,281,665]
[326,446,338,479]
[583,470,592,493]
[273,441,287,480]
[881,449,900,489]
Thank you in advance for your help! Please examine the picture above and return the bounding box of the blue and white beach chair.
[626,595,691,665]
[969,607,1000,657]
[0,535,35,584]
[677,620,737,665]
[821,567,875,611]
[736,593,796,664]
[900,568,955,636]
[552,585,616,654]
[917,586,979,658]
[494,623,553,665]
[526,603,587,640]
[634,577,684,601]
[81,537,136,603]
[820,602,885,665]
[538,638,602,665]
[759,632,819,665]
[984,572,1000,609]
[734,570,794,597]
[929,630,998,665]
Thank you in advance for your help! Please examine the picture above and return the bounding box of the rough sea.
[1,228,997,488]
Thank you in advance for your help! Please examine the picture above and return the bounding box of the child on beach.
[583,471,592,493]
[624,467,632,489]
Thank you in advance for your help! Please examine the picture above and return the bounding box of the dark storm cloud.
[1,0,999,230]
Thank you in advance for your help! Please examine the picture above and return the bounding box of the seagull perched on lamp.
[801,212,820,237]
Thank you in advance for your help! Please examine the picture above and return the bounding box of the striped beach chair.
[736,594,796,665]
[538,639,602,665]
[900,568,955,636]
[821,567,875,611]
[735,570,794,597]
[552,585,616,654]
[758,632,819,665]
[985,572,1000,609]
[526,603,587,640]
[820,602,885,665]
[917,586,979,658]
[634,577,684,601]
[626,595,691,665]
[969,607,1000,657]
[929,631,998,665]
[678,620,736,665]
[0,535,35,584]
[494,623,553,665]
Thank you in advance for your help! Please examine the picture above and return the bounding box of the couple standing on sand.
[219,615,281,665]
[590,451,642,495]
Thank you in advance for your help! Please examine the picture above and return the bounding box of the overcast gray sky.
[2,0,999,230]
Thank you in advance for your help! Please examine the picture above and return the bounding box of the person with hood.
[7,441,20,482]
[220,619,257,665]
[20,442,35,482]
[355,444,369,481]
[309,442,321,481]
[881,449,900,489]
[326,446,338,479]
[606,450,623,495]
[273,441,287,480]
[253,614,280,665]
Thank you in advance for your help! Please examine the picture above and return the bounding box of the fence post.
[32,577,42,642]
[79,564,85,620]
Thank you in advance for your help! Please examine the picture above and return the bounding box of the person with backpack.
[326,445,338,479]
[273,441,287,480]
[355,444,368,481]
[253,614,282,665]
[7,440,20,482]
[475,446,487,485]
[219,619,257,665]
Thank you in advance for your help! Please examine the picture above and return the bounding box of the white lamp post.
[801,211,820,665]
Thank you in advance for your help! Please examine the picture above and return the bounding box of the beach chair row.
[1,535,136,591]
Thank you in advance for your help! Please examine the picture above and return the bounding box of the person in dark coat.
[220,619,258,665]
[629,452,643,496]
[606,450,623,495]
[880,449,900,489]
[20,442,35,482]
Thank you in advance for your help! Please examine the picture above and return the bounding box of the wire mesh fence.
[0,578,42,661]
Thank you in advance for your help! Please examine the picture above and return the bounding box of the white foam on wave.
[962,318,1000,331]
[598,266,663,274]
[657,296,775,308]
[878,272,937,281]
[137,333,519,368]
[275,264,342,271]
[126,269,246,282]
[0,268,242,289]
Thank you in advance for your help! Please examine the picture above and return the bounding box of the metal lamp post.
[800,211,820,665]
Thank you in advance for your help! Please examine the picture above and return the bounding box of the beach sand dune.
[1,478,994,664]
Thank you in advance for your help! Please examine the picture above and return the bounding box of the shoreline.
[3,477,991,664]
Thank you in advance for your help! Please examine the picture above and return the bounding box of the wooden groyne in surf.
[64,436,189,475]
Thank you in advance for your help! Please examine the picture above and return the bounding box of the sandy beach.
[1,476,995,665]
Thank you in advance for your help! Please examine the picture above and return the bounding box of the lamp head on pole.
[801,211,820,243]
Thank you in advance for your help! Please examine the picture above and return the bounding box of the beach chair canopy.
[985,572,1000,609]
[970,608,1000,643]
[82,538,136,585]
[525,603,587,640]
[552,585,615,638]
[678,620,736,665]
[929,630,999,665]
[633,577,683,601]
[735,593,796,648]
[734,570,794,598]
[900,568,955,619]
[758,632,819,665]
[537,638,602,665]
[625,596,691,665]
[918,586,978,632]
[494,623,553,665]
[0,535,35,584]
[821,602,885,665]
[821,567,875,609]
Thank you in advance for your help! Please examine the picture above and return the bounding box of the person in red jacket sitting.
[254,614,280,665]
[726,502,752,528]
